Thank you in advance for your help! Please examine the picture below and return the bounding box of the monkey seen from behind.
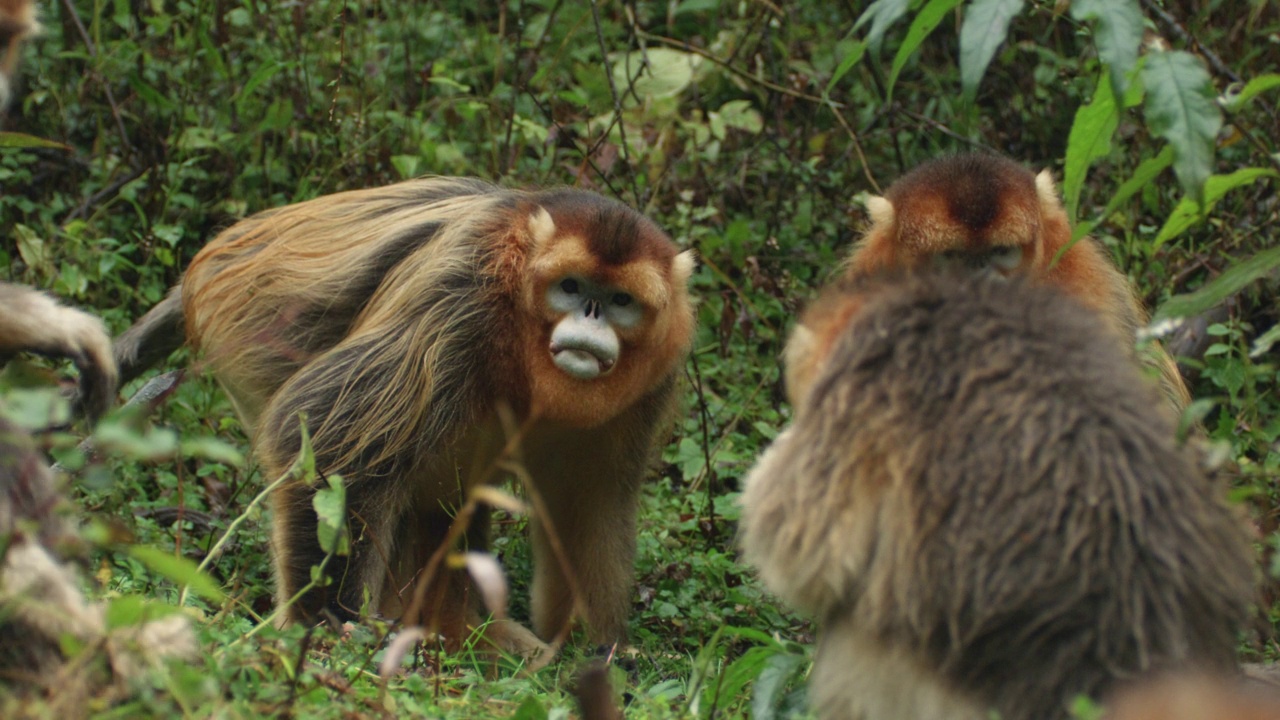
[740,271,1254,720]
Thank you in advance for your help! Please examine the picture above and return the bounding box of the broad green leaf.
[235,60,285,109]
[825,41,868,95]
[959,0,1024,99]
[1063,72,1119,222]
[104,595,183,630]
[715,99,764,134]
[887,0,963,100]
[611,48,701,101]
[391,154,423,180]
[1222,73,1280,113]
[1152,167,1277,248]
[179,436,245,466]
[511,696,549,720]
[0,132,71,150]
[1154,246,1280,322]
[751,650,808,719]
[706,646,774,714]
[856,0,914,50]
[1070,0,1142,101]
[92,421,181,461]
[13,224,50,276]
[1143,50,1222,205]
[313,473,350,556]
[1072,147,1174,242]
[127,545,226,602]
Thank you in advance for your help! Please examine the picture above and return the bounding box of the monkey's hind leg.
[270,477,404,624]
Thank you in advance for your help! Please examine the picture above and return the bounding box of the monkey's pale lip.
[551,346,615,379]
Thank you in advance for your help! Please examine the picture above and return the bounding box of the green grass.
[2,1,1279,717]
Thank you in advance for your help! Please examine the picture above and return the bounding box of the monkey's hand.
[0,284,119,422]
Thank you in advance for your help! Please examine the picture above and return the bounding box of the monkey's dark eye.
[612,293,632,307]
[560,278,580,294]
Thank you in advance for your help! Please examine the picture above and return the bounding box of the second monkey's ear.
[1034,169,1065,214]
[672,250,697,286]
[865,195,895,229]
[527,206,557,250]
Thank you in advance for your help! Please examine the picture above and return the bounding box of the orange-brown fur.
[0,0,39,112]
[843,153,1191,411]
[740,271,1254,720]
[1107,674,1280,720]
[113,178,696,651]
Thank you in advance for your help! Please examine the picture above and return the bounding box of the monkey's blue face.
[545,276,643,380]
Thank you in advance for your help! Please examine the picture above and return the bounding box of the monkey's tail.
[113,285,186,389]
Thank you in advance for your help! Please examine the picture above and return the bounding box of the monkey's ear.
[865,195,895,229]
[673,250,696,286]
[1034,170,1066,213]
[527,206,557,250]
[783,325,819,408]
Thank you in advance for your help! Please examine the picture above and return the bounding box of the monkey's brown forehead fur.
[532,189,677,267]
[886,154,1040,247]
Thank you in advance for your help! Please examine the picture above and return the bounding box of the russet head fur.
[845,151,1190,411]
[853,153,1054,273]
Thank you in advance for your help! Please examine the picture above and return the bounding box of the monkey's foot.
[471,617,558,672]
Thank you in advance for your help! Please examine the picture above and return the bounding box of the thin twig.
[63,165,149,223]
[825,100,881,194]
[636,31,839,107]
[58,0,133,157]
[589,0,642,203]
[1139,0,1239,84]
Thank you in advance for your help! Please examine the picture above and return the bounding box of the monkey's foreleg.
[528,470,639,644]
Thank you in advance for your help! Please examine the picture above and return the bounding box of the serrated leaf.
[887,0,963,100]
[1221,73,1280,113]
[1063,72,1119,221]
[0,132,72,150]
[855,0,914,51]
[1072,147,1173,242]
[959,0,1024,99]
[1070,0,1142,101]
[127,545,225,602]
[1152,167,1277,247]
[1154,246,1280,322]
[313,473,350,556]
[1142,50,1222,205]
